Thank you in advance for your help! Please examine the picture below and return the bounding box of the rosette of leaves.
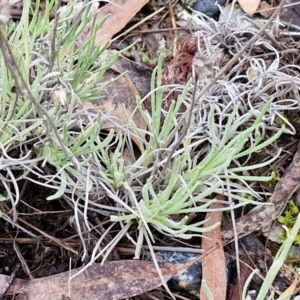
[95,55,285,260]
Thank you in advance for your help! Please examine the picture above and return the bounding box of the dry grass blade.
[17,217,78,255]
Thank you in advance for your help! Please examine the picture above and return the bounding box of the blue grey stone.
[191,0,227,19]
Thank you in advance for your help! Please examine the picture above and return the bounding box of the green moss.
[288,200,300,215]
[278,199,300,243]
[266,169,280,189]
[278,230,287,241]
[141,53,158,65]
[294,235,300,247]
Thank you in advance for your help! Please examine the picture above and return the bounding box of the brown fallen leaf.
[1,256,211,300]
[75,70,147,151]
[200,198,227,300]
[111,55,152,99]
[94,0,149,46]
[238,0,260,17]
[257,1,273,18]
